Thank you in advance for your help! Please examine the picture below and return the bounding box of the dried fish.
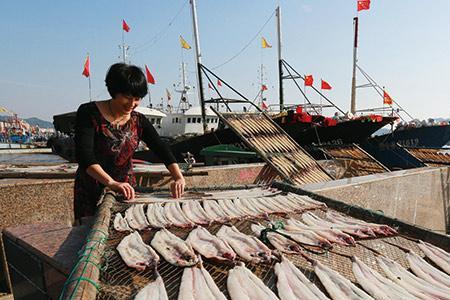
[251,223,302,254]
[125,204,150,230]
[117,231,159,271]
[182,200,212,225]
[406,251,450,292]
[314,260,374,300]
[217,199,246,219]
[178,263,226,300]
[114,212,132,232]
[286,218,355,246]
[202,200,230,223]
[151,228,198,267]
[146,203,171,228]
[275,256,329,300]
[351,256,419,300]
[326,211,397,236]
[216,225,271,263]
[186,226,236,261]
[377,256,450,300]
[227,263,279,300]
[134,273,168,300]
[417,240,450,275]
[163,202,193,228]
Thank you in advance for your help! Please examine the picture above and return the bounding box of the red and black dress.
[74,102,176,220]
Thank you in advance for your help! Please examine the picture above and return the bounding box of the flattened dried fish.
[146,203,171,228]
[182,201,212,225]
[407,251,450,289]
[303,212,375,238]
[135,274,168,300]
[314,260,374,300]
[377,256,450,300]
[227,263,279,300]
[275,256,329,300]
[286,218,355,246]
[217,199,245,219]
[216,225,271,263]
[151,228,198,267]
[125,204,150,230]
[202,200,230,223]
[326,211,397,236]
[114,212,132,232]
[163,202,193,228]
[117,231,159,271]
[251,223,302,254]
[351,256,419,300]
[417,240,450,275]
[178,264,226,300]
[186,226,236,261]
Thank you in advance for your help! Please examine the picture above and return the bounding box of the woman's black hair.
[105,63,148,98]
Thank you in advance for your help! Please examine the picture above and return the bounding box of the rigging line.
[131,1,188,54]
[356,64,414,120]
[211,9,276,70]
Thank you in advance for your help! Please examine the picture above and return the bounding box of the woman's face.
[114,94,141,114]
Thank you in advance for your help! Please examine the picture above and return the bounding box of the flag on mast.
[383,90,393,105]
[208,83,213,89]
[179,35,191,49]
[82,55,90,77]
[261,37,272,48]
[304,75,314,86]
[217,79,222,87]
[321,79,332,90]
[261,84,268,91]
[261,101,268,110]
[166,88,172,101]
[144,65,155,84]
[122,19,130,32]
[357,0,371,11]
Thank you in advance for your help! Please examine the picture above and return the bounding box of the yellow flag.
[262,37,272,48]
[179,35,191,49]
[0,106,9,113]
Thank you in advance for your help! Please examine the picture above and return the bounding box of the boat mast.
[350,17,359,114]
[276,6,284,110]
[190,0,207,132]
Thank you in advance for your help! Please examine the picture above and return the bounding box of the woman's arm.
[86,164,135,199]
[167,163,185,198]
[139,114,185,198]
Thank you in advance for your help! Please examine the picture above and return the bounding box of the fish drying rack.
[61,183,450,299]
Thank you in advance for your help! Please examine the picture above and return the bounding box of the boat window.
[187,118,191,123]
[156,119,161,124]
[151,118,155,124]
[197,118,201,123]
[206,118,210,123]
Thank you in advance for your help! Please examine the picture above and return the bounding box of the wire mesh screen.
[94,188,434,300]
[214,112,332,185]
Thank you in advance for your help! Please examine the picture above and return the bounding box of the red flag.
[357,0,370,11]
[261,84,268,91]
[122,19,130,32]
[82,55,90,77]
[383,90,393,105]
[217,79,222,87]
[145,65,155,84]
[304,75,313,86]
[261,101,268,110]
[208,83,213,89]
[321,79,332,90]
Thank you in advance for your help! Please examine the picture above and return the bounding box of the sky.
[1,0,450,122]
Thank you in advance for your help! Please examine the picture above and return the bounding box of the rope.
[211,9,276,70]
[132,1,188,55]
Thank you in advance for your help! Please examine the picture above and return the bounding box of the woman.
[74,63,185,221]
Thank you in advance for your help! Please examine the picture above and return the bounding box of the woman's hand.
[170,177,185,199]
[107,180,135,200]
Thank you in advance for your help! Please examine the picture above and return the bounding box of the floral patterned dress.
[73,102,175,220]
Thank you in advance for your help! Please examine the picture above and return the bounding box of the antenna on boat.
[276,6,284,110]
[350,17,359,114]
[190,0,207,133]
